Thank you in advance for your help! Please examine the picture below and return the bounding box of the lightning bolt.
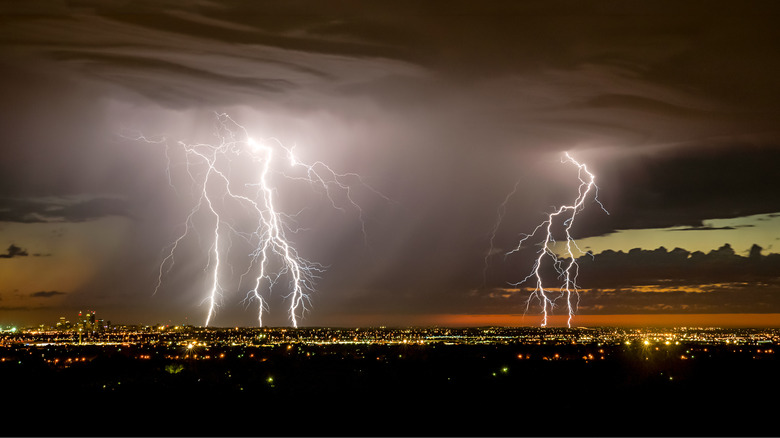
[499,152,608,327]
[483,179,522,285]
[131,113,384,327]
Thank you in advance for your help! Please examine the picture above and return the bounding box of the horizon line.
[10,313,779,329]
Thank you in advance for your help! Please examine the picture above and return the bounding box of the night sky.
[2,0,780,327]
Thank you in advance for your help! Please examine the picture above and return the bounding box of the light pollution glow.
[313,313,780,328]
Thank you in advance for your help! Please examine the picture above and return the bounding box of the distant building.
[56,316,71,330]
[77,310,98,332]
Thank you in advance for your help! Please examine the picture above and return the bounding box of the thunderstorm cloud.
[1,0,779,325]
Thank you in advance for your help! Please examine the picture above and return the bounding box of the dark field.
[2,340,777,436]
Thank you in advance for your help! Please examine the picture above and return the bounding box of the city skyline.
[2,1,780,328]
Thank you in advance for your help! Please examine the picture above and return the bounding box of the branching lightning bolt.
[130,113,384,327]
[500,152,608,327]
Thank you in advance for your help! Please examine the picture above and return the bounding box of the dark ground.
[1,342,777,436]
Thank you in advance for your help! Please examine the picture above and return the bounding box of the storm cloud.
[1,0,779,326]
[576,244,780,287]
[592,144,780,235]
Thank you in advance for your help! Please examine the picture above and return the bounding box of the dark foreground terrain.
[1,340,777,436]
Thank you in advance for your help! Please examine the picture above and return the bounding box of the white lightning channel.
[133,113,384,327]
[503,152,608,327]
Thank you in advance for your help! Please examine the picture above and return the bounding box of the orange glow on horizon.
[315,313,780,328]
[432,313,780,327]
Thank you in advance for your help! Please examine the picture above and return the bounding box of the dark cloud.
[0,244,28,259]
[30,291,66,298]
[48,51,297,107]
[667,226,740,232]
[0,196,130,223]
[588,143,780,236]
[574,244,780,288]
[476,243,780,316]
[568,244,780,314]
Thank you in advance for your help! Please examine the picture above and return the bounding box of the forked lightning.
[132,113,383,327]
[503,152,608,327]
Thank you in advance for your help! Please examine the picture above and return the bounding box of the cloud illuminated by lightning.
[129,113,385,327]
[497,152,608,327]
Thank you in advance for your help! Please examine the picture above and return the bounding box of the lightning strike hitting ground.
[499,153,608,327]
[130,113,384,327]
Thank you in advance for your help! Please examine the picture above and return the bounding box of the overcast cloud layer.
[1,1,779,326]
